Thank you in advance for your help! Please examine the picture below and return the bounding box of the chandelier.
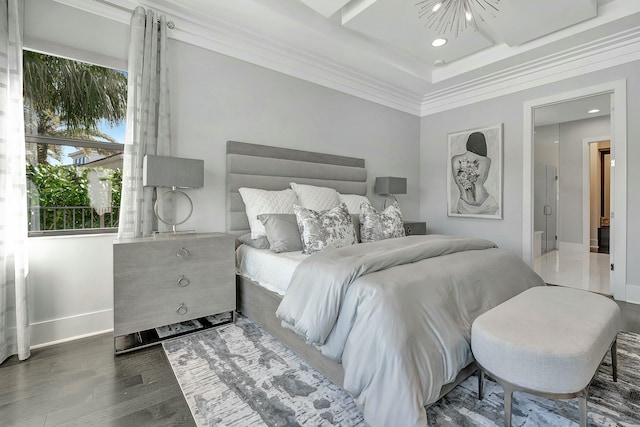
[416,0,500,38]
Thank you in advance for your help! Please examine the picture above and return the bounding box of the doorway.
[522,80,627,301]
[532,95,611,294]
[588,139,611,254]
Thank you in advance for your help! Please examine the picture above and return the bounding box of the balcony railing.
[28,206,120,235]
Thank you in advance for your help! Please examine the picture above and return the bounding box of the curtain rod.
[91,0,176,29]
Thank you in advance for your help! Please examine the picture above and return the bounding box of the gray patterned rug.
[163,317,640,426]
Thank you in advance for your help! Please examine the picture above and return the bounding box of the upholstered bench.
[471,286,621,427]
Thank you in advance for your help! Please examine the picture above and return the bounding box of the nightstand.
[403,221,427,236]
[113,232,235,353]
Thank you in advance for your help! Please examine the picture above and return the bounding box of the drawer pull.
[406,226,412,235]
[177,275,190,287]
[176,303,188,315]
[176,247,190,258]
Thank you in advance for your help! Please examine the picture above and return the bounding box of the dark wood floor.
[0,334,195,427]
[2,300,640,426]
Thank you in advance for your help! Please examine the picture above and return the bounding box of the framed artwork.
[447,123,503,219]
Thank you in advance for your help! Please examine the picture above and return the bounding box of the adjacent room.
[1,0,639,426]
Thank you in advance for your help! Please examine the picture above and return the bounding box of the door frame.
[522,80,627,301]
[582,135,610,254]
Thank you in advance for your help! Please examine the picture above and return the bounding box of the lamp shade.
[143,155,204,188]
[374,177,407,195]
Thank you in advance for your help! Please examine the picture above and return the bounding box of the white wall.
[27,235,115,347]
[420,60,640,288]
[534,124,559,168]
[170,40,421,234]
[557,116,610,244]
[24,0,421,346]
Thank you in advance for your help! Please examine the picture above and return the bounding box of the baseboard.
[29,309,113,349]
[625,285,640,305]
[559,242,586,253]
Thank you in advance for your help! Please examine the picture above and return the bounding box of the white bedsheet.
[236,245,308,295]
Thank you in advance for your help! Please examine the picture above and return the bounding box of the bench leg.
[578,388,589,427]
[478,368,484,400]
[611,339,618,382]
[503,384,513,427]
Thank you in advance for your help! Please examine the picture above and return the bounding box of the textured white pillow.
[339,193,370,215]
[290,183,340,212]
[238,188,298,239]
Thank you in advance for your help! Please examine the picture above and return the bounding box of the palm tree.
[23,51,128,164]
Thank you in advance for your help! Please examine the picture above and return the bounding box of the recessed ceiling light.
[588,109,600,114]
[554,140,559,144]
[432,38,447,47]
[432,2,442,12]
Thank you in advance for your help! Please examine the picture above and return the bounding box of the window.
[23,51,127,236]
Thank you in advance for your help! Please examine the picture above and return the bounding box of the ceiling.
[534,93,611,127]
[63,0,640,115]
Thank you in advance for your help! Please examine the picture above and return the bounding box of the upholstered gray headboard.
[226,141,367,234]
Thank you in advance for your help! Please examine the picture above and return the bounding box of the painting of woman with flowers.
[447,124,502,219]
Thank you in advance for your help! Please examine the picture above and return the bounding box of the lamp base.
[152,229,196,239]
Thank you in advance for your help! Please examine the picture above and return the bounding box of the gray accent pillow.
[360,201,405,243]
[294,203,357,254]
[237,233,270,249]
[258,213,303,253]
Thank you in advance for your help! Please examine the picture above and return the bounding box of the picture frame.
[447,123,503,219]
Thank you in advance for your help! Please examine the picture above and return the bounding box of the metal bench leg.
[478,368,484,400]
[611,339,618,382]
[503,384,513,427]
[578,388,589,427]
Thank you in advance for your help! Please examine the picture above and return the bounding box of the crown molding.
[56,0,640,119]
[420,27,640,116]
[56,0,424,116]
[168,12,424,115]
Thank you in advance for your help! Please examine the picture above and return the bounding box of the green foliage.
[26,164,122,231]
[23,51,128,130]
[23,51,127,164]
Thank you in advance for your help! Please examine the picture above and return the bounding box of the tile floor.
[534,249,611,295]
[534,249,640,333]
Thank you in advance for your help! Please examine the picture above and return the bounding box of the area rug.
[163,317,640,426]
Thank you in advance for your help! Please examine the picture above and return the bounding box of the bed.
[226,140,544,426]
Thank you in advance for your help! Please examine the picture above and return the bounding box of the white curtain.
[0,0,29,364]
[118,7,172,238]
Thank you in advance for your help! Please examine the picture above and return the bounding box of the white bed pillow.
[294,203,357,254]
[290,183,340,212]
[339,193,370,215]
[359,201,405,243]
[238,188,298,239]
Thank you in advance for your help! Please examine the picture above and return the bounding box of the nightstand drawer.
[114,287,235,336]
[403,221,427,236]
[114,261,234,297]
[114,236,231,273]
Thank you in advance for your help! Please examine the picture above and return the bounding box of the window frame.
[26,135,125,238]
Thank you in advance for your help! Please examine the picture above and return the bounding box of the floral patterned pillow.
[360,202,405,243]
[294,203,357,254]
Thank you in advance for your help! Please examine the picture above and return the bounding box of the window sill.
[28,229,118,238]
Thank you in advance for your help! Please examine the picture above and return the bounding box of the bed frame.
[226,140,476,402]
